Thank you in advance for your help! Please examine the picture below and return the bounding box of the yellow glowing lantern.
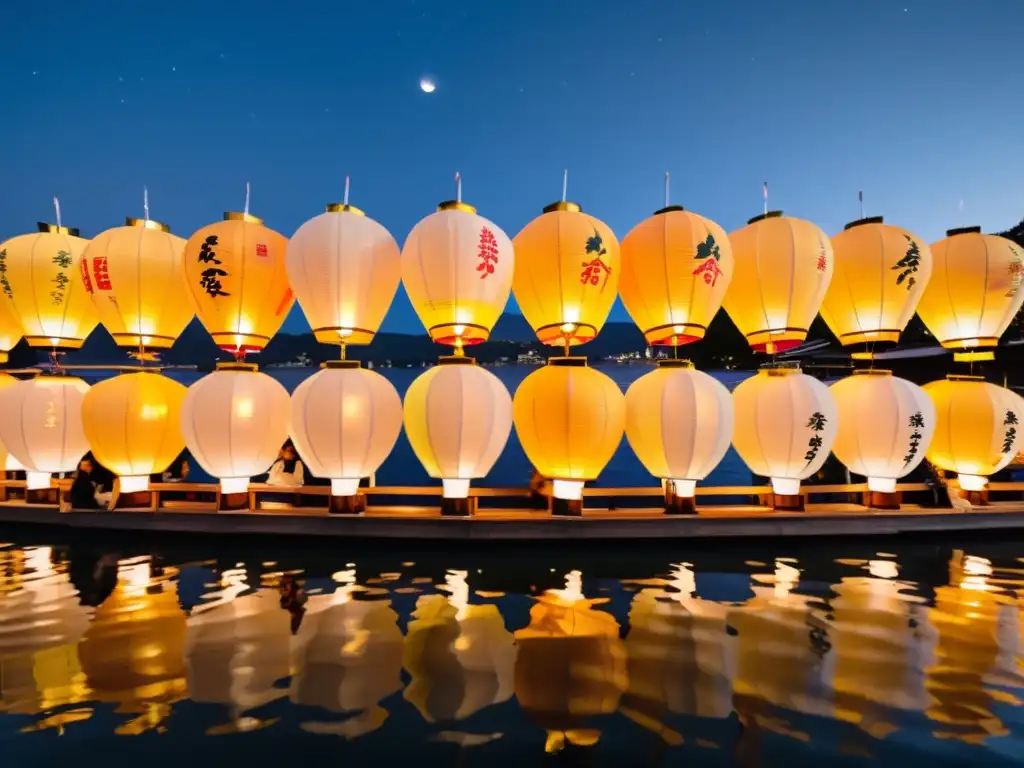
[619,206,733,347]
[81,217,191,353]
[922,375,1024,492]
[0,223,98,349]
[180,363,290,493]
[917,227,1024,361]
[290,361,402,497]
[0,373,24,471]
[182,212,292,356]
[77,559,188,722]
[403,357,512,506]
[822,217,932,350]
[0,295,22,364]
[81,371,187,493]
[830,370,935,494]
[513,202,620,347]
[514,571,627,752]
[0,375,90,490]
[731,367,837,496]
[624,360,732,500]
[513,358,624,506]
[722,211,832,353]
[288,200,400,347]
[400,192,513,349]
[403,571,516,722]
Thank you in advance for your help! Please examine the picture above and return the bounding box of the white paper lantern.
[287,204,401,347]
[401,201,514,349]
[180,364,290,493]
[624,360,733,496]
[403,358,512,499]
[830,370,935,493]
[290,362,402,496]
[0,375,91,489]
[731,367,838,495]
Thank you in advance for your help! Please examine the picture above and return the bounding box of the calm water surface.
[2,534,1024,766]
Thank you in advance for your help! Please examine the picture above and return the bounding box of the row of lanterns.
[0,179,1021,510]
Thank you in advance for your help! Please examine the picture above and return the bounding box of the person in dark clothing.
[70,457,104,509]
[83,452,115,493]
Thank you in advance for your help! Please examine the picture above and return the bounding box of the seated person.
[70,457,109,510]
[268,442,305,487]
[161,451,190,483]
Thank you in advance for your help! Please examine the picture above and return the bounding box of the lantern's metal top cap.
[126,217,170,232]
[543,201,582,214]
[438,355,476,366]
[747,211,783,225]
[844,216,884,230]
[657,359,694,369]
[37,222,80,236]
[215,361,258,372]
[852,368,892,376]
[947,225,981,236]
[947,374,985,382]
[323,360,361,369]
[325,203,365,216]
[224,212,264,225]
[437,201,477,214]
[654,205,685,216]
[548,356,588,367]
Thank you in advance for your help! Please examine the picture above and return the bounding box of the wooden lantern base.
[551,497,583,517]
[664,490,697,515]
[329,493,366,515]
[964,489,990,506]
[772,493,804,512]
[440,496,477,517]
[866,490,900,510]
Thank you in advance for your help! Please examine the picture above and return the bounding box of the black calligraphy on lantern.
[893,235,922,290]
[903,410,925,465]
[50,250,72,306]
[200,268,230,298]
[580,230,612,291]
[476,226,499,279]
[691,234,725,287]
[198,235,221,264]
[804,411,828,463]
[0,249,12,299]
[1003,410,1019,454]
[1007,247,1022,299]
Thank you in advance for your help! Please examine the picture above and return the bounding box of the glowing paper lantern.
[403,357,511,509]
[81,371,187,493]
[0,373,24,471]
[624,360,732,501]
[0,223,98,349]
[400,199,513,349]
[80,217,192,352]
[289,361,402,497]
[287,202,401,347]
[0,298,22,364]
[916,227,1024,359]
[180,363,290,494]
[182,212,292,356]
[830,370,935,494]
[731,366,837,497]
[822,216,932,350]
[722,212,832,353]
[922,375,1024,492]
[619,206,733,347]
[513,358,624,507]
[513,202,620,347]
[0,375,90,490]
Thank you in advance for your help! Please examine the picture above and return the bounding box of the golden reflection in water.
[730,559,833,744]
[622,563,735,746]
[184,566,292,734]
[0,546,93,719]
[77,557,188,735]
[403,569,516,727]
[290,568,404,739]
[513,570,627,754]
[830,560,937,740]
[925,550,1024,744]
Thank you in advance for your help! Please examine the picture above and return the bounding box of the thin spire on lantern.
[144,186,150,221]
[762,181,768,216]
[664,172,670,208]
[455,171,462,204]
[343,174,351,206]
[244,181,251,216]
[53,197,62,228]
[562,169,568,203]
[858,189,864,220]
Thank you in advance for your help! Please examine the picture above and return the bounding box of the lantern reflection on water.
[830,564,937,739]
[290,568,404,739]
[76,558,187,734]
[0,546,93,716]
[513,571,627,753]
[403,570,516,723]
[622,564,735,742]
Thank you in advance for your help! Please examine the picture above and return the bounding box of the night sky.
[4,0,1023,334]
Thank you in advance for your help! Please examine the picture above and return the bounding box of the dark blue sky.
[4,0,1022,334]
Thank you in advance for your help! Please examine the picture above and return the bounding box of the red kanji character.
[92,256,112,291]
[692,258,724,288]
[476,227,499,279]
[580,257,612,290]
[79,259,94,294]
